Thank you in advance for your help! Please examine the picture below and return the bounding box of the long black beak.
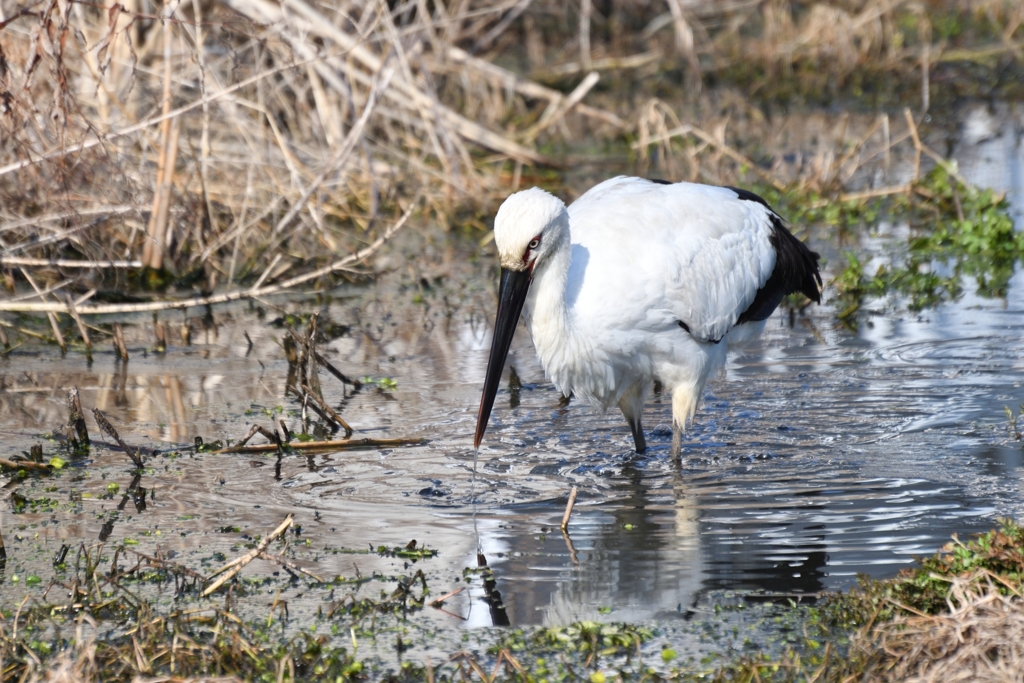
[474,267,532,448]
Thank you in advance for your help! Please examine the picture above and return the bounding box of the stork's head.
[493,187,569,273]
[474,188,568,448]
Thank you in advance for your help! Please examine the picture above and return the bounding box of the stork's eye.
[528,237,541,250]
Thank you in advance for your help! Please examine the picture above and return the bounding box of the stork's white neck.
[523,229,577,393]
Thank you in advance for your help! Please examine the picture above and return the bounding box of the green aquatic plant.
[830,166,1023,317]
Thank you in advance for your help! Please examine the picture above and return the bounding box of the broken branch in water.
[297,382,354,437]
[232,424,284,452]
[203,515,294,596]
[285,383,338,431]
[91,409,144,468]
[256,550,325,583]
[213,436,424,455]
[0,457,51,472]
[67,388,90,449]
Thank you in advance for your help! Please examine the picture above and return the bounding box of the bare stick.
[92,409,144,468]
[525,72,600,141]
[904,107,922,182]
[286,382,340,431]
[64,295,92,354]
[67,388,90,448]
[272,65,396,236]
[0,318,52,341]
[147,116,181,271]
[430,587,465,607]
[473,0,534,52]
[300,382,353,437]
[314,351,361,388]
[213,436,424,454]
[0,258,140,268]
[560,486,578,532]
[113,323,129,361]
[154,321,167,353]
[0,200,419,314]
[203,515,294,595]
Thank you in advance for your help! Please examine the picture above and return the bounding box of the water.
[1,107,1024,650]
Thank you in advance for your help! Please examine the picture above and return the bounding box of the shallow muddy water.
[2,105,1024,667]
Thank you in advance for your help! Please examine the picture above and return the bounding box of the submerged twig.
[213,436,424,454]
[203,515,294,595]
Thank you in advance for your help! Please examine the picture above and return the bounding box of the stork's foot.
[671,428,682,461]
[618,383,647,454]
[628,415,646,454]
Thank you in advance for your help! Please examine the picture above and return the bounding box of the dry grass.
[856,571,1024,683]
[0,0,1021,312]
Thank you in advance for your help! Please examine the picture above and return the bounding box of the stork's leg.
[618,383,646,454]
[670,383,701,462]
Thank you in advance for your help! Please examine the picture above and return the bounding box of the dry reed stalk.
[272,64,397,236]
[146,115,181,271]
[0,198,418,315]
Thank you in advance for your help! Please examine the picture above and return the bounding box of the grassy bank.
[4,515,1024,682]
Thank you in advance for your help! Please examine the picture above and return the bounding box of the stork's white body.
[525,177,779,431]
[476,176,821,454]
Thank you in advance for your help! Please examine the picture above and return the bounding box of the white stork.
[474,176,822,457]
